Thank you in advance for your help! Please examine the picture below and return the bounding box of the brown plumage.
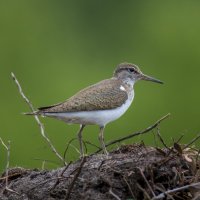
[38,78,128,113]
[25,62,163,156]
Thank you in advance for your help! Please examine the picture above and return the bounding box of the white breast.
[45,90,134,127]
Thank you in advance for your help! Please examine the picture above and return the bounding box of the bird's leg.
[77,124,86,157]
[98,126,108,155]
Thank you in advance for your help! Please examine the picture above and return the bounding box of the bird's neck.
[120,78,136,88]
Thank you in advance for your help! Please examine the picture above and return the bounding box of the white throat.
[122,78,136,87]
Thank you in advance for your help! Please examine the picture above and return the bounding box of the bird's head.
[114,63,163,85]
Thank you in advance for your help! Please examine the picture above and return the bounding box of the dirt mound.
[0,144,200,200]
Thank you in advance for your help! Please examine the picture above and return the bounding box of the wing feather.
[38,79,128,113]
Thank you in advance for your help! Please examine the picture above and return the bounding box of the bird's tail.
[23,111,40,115]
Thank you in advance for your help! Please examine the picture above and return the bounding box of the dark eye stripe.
[128,68,136,73]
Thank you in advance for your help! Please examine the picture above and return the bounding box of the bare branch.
[0,137,8,150]
[183,133,200,150]
[156,127,170,150]
[11,72,66,165]
[109,188,121,200]
[0,138,19,195]
[5,140,10,188]
[123,176,136,199]
[175,134,184,144]
[152,181,200,200]
[65,156,87,200]
[63,138,78,162]
[0,138,10,188]
[51,161,72,190]
[84,140,101,151]
[137,183,151,200]
[138,167,155,197]
[96,113,170,153]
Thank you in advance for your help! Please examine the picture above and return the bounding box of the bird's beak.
[140,74,163,84]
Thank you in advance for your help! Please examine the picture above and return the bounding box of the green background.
[1,1,200,171]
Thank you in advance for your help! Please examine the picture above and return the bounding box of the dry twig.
[33,158,60,167]
[138,167,155,198]
[65,156,87,200]
[152,181,200,200]
[51,161,72,190]
[0,138,9,189]
[156,127,170,150]
[96,113,170,153]
[63,138,79,162]
[123,176,136,199]
[175,134,184,144]
[84,140,101,150]
[0,138,18,194]
[11,72,66,165]
[109,188,121,200]
[137,183,151,200]
[183,133,200,150]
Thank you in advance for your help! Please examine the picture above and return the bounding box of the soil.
[0,144,200,200]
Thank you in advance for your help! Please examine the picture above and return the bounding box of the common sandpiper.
[27,63,163,156]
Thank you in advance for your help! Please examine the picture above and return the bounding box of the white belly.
[45,92,134,127]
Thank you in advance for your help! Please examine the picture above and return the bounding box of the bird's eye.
[128,68,135,73]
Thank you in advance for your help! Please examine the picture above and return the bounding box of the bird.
[27,63,163,156]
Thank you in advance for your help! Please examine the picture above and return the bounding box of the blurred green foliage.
[1,1,200,171]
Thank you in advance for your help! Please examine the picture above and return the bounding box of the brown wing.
[38,79,128,113]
